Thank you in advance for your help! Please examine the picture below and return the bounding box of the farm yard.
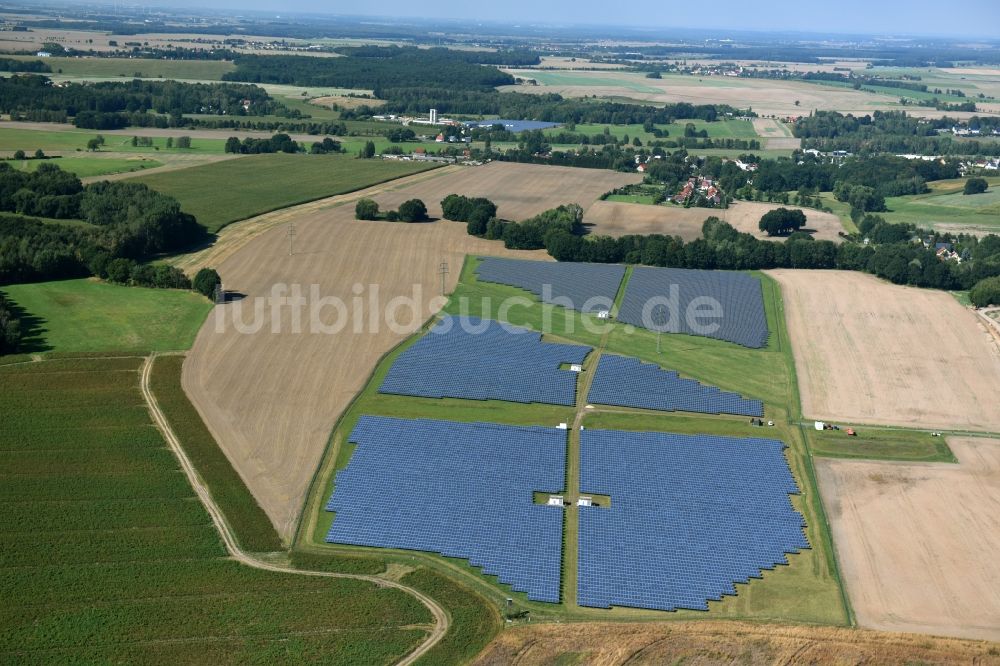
[818,437,1000,641]
[585,200,846,242]
[770,269,1000,432]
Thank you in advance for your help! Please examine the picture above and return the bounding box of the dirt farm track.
[818,437,1000,641]
[182,162,634,539]
[769,269,1000,432]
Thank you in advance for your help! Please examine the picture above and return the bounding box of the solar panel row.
[325,416,566,602]
[379,316,591,406]
[617,267,770,348]
[578,429,809,612]
[475,257,626,314]
[588,354,764,417]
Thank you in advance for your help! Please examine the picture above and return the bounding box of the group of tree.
[354,198,427,223]
[970,275,1000,307]
[440,194,498,234]
[795,110,998,156]
[224,133,300,154]
[465,203,584,251]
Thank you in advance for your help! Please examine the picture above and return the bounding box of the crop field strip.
[588,354,764,417]
[379,315,591,406]
[0,358,433,664]
[618,266,770,348]
[578,429,809,612]
[325,416,566,603]
[475,257,627,313]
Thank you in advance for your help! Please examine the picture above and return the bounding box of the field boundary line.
[139,354,450,666]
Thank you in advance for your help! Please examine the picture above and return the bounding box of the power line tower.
[438,260,449,296]
[287,223,296,256]
[654,305,667,354]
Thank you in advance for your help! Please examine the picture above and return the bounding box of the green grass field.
[133,153,437,232]
[808,426,957,463]
[300,256,848,627]
[562,119,759,143]
[882,176,1000,231]
[4,55,236,80]
[9,155,162,177]
[0,126,228,154]
[0,356,430,664]
[0,279,212,353]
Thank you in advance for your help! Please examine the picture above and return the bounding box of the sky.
[130,0,1000,39]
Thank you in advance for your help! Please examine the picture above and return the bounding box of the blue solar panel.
[587,354,764,417]
[578,429,809,612]
[325,416,566,603]
[476,257,626,314]
[617,267,769,348]
[379,316,591,406]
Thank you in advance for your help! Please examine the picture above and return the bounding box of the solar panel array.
[588,354,764,417]
[326,416,566,602]
[617,267,769,348]
[476,257,627,314]
[578,429,808,612]
[379,316,591,406]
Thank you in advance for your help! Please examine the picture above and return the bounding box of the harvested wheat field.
[817,437,1000,641]
[586,200,845,242]
[182,162,625,540]
[373,161,638,220]
[770,269,1000,431]
[473,620,1000,665]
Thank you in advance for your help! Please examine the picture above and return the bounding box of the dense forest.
[0,164,206,285]
[0,74,293,127]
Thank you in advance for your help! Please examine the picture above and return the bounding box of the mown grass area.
[883,176,1000,231]
[302,255,848,627]
[5,55,236,80]
[150,355,283,552]
[8,155,161,177]
[808,426,957,463]
[0,279,212,353]
[605,193,657,204]
[0,126,228,154]
[134,152,437,232]
[0,357,431,665]
[563,119,759,143]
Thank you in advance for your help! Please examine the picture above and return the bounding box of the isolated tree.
[12,150,25,160]
[397,199,428,223]
[224,137,241,154]
[176,136,192,149]
[964,177,988,195]
[166,137,174,149]
[358,140,376,159]
[33,149,45,159]
[355,198,379,221]
[86,138,101,152]
[192,268,221,299]
[759,208,807,236]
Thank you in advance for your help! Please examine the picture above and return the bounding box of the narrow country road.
[139,354,450,666]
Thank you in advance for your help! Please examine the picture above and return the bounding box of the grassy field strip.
[168,164,460,274]
[139,354,450,666]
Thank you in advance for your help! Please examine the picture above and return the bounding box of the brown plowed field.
[817,437,1000,641]
[473,619,1000,665]
[586,200,845,242]
[182,162,625,539]
[769,269,1000,432]
[374,161,639,220]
